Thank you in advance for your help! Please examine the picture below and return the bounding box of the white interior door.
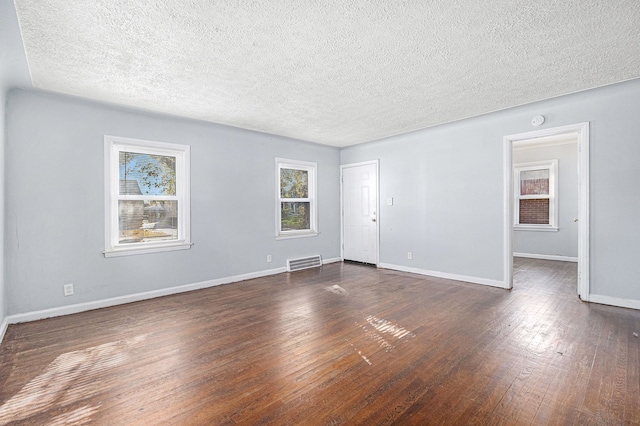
[342,161,378,264]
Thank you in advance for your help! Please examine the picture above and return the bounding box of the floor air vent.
[287,255,322,272]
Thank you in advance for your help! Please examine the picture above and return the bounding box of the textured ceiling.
[13,0,640,147]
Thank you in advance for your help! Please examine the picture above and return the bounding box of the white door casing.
[503,122,589,300]
[341,161,379,265]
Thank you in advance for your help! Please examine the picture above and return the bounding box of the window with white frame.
[514,160,558,231]
[276,158,317,238]
[104,136,191,257]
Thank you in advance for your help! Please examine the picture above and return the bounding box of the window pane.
[520,169,549,195]
[120,152,176,196]
[519,199,549,224]
[280,168,308,198]
[281,202,310,231]
[119,200,178,244]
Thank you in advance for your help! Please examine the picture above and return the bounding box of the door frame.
[340,160,380,266]
[503,122,590,300]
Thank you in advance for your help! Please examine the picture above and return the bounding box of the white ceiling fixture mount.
[531,115,545,127]
[13,0,640,147]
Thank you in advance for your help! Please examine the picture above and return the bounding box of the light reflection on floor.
[0,334,146,424]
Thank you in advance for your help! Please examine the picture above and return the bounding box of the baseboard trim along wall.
[378,263,508,289]
[3,257,344,330]
[6,266,289,326]
[3,259,639,344]
[588,294,640,311]
[380,262,640,311]
[0,317,9,346]
[513,253,578,262]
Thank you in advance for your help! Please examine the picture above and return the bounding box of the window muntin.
[105,136,190,256]
[276,158,317,238]
[514,160,557,230]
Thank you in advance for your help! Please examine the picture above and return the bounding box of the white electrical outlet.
[267,254,272,263]
[407,252,412,260]
[63,283,74,296]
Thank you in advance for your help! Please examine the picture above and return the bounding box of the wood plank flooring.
[1,258,639,425]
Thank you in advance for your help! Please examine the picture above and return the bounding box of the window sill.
[104,242,192,257]
[276,231,319,241]
[514,226,558,232]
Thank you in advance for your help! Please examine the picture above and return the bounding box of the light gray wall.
[342,119,505,281]
[2,0,640,316]
[0,0,31,90]
[1,0,32,327]
[0,90,5,325]
[5,90,340,315]
[513,142,578,258]
[341,78,640,301]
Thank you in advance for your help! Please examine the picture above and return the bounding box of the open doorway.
[503,123,589,300]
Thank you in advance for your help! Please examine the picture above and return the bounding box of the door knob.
[372,218,376,222]
[573,217,579,222]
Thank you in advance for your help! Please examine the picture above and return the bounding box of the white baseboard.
[513,252,578,262]
[0,316,8,345]
[4,258,342,327]
[5,261,639,337]
[588,294,640,310]
[378,263,508,289]
[7,266,287,325]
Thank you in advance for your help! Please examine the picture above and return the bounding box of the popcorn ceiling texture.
[13,0,640,146]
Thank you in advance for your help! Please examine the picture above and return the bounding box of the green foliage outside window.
[281,202,310,230]
[280,169,308,198]
[280,168,310,231]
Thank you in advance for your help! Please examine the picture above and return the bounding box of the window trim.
[514,160,558,232]
[275,158,318,239]
[104,135,191,257]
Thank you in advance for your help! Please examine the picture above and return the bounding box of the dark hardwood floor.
[1,259,639,425]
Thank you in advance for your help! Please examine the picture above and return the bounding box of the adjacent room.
[1,1,639,424]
